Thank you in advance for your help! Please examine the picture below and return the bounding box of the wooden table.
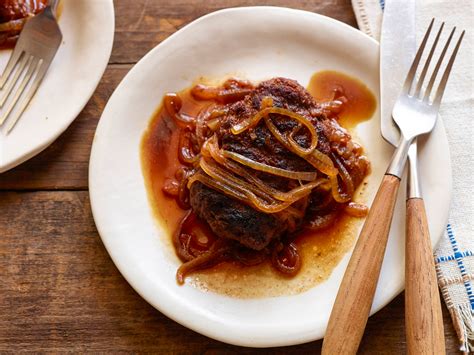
[0,1,460,353]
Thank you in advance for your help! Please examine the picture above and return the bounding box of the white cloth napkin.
[352,0,474,352]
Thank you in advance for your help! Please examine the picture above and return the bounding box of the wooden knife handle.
[405,197,445,354]
[322,174,400,355]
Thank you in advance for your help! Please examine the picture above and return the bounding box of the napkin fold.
[352,0,474,352]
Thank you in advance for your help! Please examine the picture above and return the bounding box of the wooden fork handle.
[405,197,445,354]
[322,174,400,355]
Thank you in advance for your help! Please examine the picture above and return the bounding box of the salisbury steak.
[189,78,333,250]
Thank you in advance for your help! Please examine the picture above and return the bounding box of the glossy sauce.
[141,90,209,240]
[307,70,376,129]
[142,71,376,298]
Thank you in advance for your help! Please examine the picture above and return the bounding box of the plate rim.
[0,0,115,173]
[89,6,452,347]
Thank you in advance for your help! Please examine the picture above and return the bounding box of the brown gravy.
[141,71,375,298]
[307,70,376,129]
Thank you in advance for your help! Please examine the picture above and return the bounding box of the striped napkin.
[352,0,473,352]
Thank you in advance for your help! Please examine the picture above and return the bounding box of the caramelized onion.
[178,127,200,164]
[202,135,225,163]
[222,150,318,181]
[191,84,252,103]
[223,78,254,90]
[176,230,214,261]
[330,176,350,203]
[177,178,190,209]
[198,157,309,213]
[162,178,179,197]
[271,242,301,275]
[264,116,337,177]
[174,211,224,284]
[206,118,221,131]
[195,105,214,147]
[232,106,318,156]
[176,169,194,209]
[199,158,273,200]
[176,240,230,284]
[191,162,297,214]
[327,155,353,203]
[164,93,195,127]
[306,149,339,177]
[173,210,195,261]
[246,194,303,214]
[0,18,25,32]
[188,172,248,202]
[199,153,326,212]
[319,100,345,117]
[345,202,369,217]
[333,154,354,197]
[204,135,326,203]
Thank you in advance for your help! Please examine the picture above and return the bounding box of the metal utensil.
[322,20,464,355]
[380,2,447,352]
[0,0,62,133]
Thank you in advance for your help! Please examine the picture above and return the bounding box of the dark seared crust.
[190,182,285,250]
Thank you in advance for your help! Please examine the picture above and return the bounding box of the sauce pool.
[141,71,376,298]
[307,70,376,129]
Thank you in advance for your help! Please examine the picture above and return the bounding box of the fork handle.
[406,197,445,354]
[322,174,400,355]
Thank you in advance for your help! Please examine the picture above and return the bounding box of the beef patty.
[189,78,366,250]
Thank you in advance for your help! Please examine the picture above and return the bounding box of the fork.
[322,20,464,355]
[0,0,62,133]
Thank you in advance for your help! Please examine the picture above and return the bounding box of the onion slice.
[264,116,337,177]
[271,242,301,275]
[345,202,369,217]
[203,135,327,203]
[330,154,354,203]
[176,240,230,284]
[164,93,195,127]
[231,106,318,156]
[191,84,252,103]
[190,162,301,214]
[222,150,318,181]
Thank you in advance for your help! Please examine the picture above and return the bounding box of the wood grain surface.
[0,0,461,353]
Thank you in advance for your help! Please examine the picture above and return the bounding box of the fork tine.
[403,18,435,95]
[432,30,465,107]
[6,61,49,133]
[0,49,23,89]
[423,27,456,102]
[0,54,31,108]
[0,57,40,126]
[414,22,444,98]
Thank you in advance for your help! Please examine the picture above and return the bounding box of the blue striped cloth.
[351,0,474,352]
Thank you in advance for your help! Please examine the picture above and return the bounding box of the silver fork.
[322,20,465,355]
[388,21,464,178]
[0,0,62,133]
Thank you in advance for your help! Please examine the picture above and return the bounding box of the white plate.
[89,7,451,347]
[0,0,114,172]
